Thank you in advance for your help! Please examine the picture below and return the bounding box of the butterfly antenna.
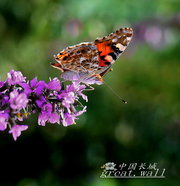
[103,81,128,104]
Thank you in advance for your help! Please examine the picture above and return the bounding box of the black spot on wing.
[104,62,111,65]
[81,49,86,53]
[108,52,117,60]
[63,56,68,60]
[112,44,123,55]
[100,55,106,60]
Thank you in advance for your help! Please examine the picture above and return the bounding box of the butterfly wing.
[51,42,99,73]
[95,27,133,68]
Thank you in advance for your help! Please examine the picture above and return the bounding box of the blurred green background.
[0,0,180,185]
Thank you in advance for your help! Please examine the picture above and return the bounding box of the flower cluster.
[0,70,88,140]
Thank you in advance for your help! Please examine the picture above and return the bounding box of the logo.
[100,162,166,178]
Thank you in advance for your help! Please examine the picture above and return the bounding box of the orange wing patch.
[96,41,114,67]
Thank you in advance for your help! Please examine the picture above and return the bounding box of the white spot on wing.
[92,64,99,67]
[105,55,113,62]
[126,37,131,42]
[92,56,98,61]
[116,43,126,51]
[80,57,86,63]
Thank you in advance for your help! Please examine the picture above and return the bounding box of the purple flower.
[35,81,47,95]
[61,92,76,111]
[38,104,60,125]
[41,103,52,113]
[49,112,60,124]
[61,106,86,127]
[61,112,75,126]
[9,125,28,141]
[0,81,5,88]
[0,113,8,131]
[0,95,9,107]
[38,112,49,126]
[30,77,38,87]
[6,70,26,85]
[38,111,60,126]
[75,106,87,116]
[67,82,88,102]
[1,70,89,140]
[35,95,46,108]
[19,82,32,95]
[47,78,61,91]
[38,103,53,126]
[20,78,47,96]
[30,78,46,96]
[9,90,28,110]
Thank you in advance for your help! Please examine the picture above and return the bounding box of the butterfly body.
[51,27,133,83]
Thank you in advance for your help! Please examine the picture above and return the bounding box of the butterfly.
[51,27,133,84]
